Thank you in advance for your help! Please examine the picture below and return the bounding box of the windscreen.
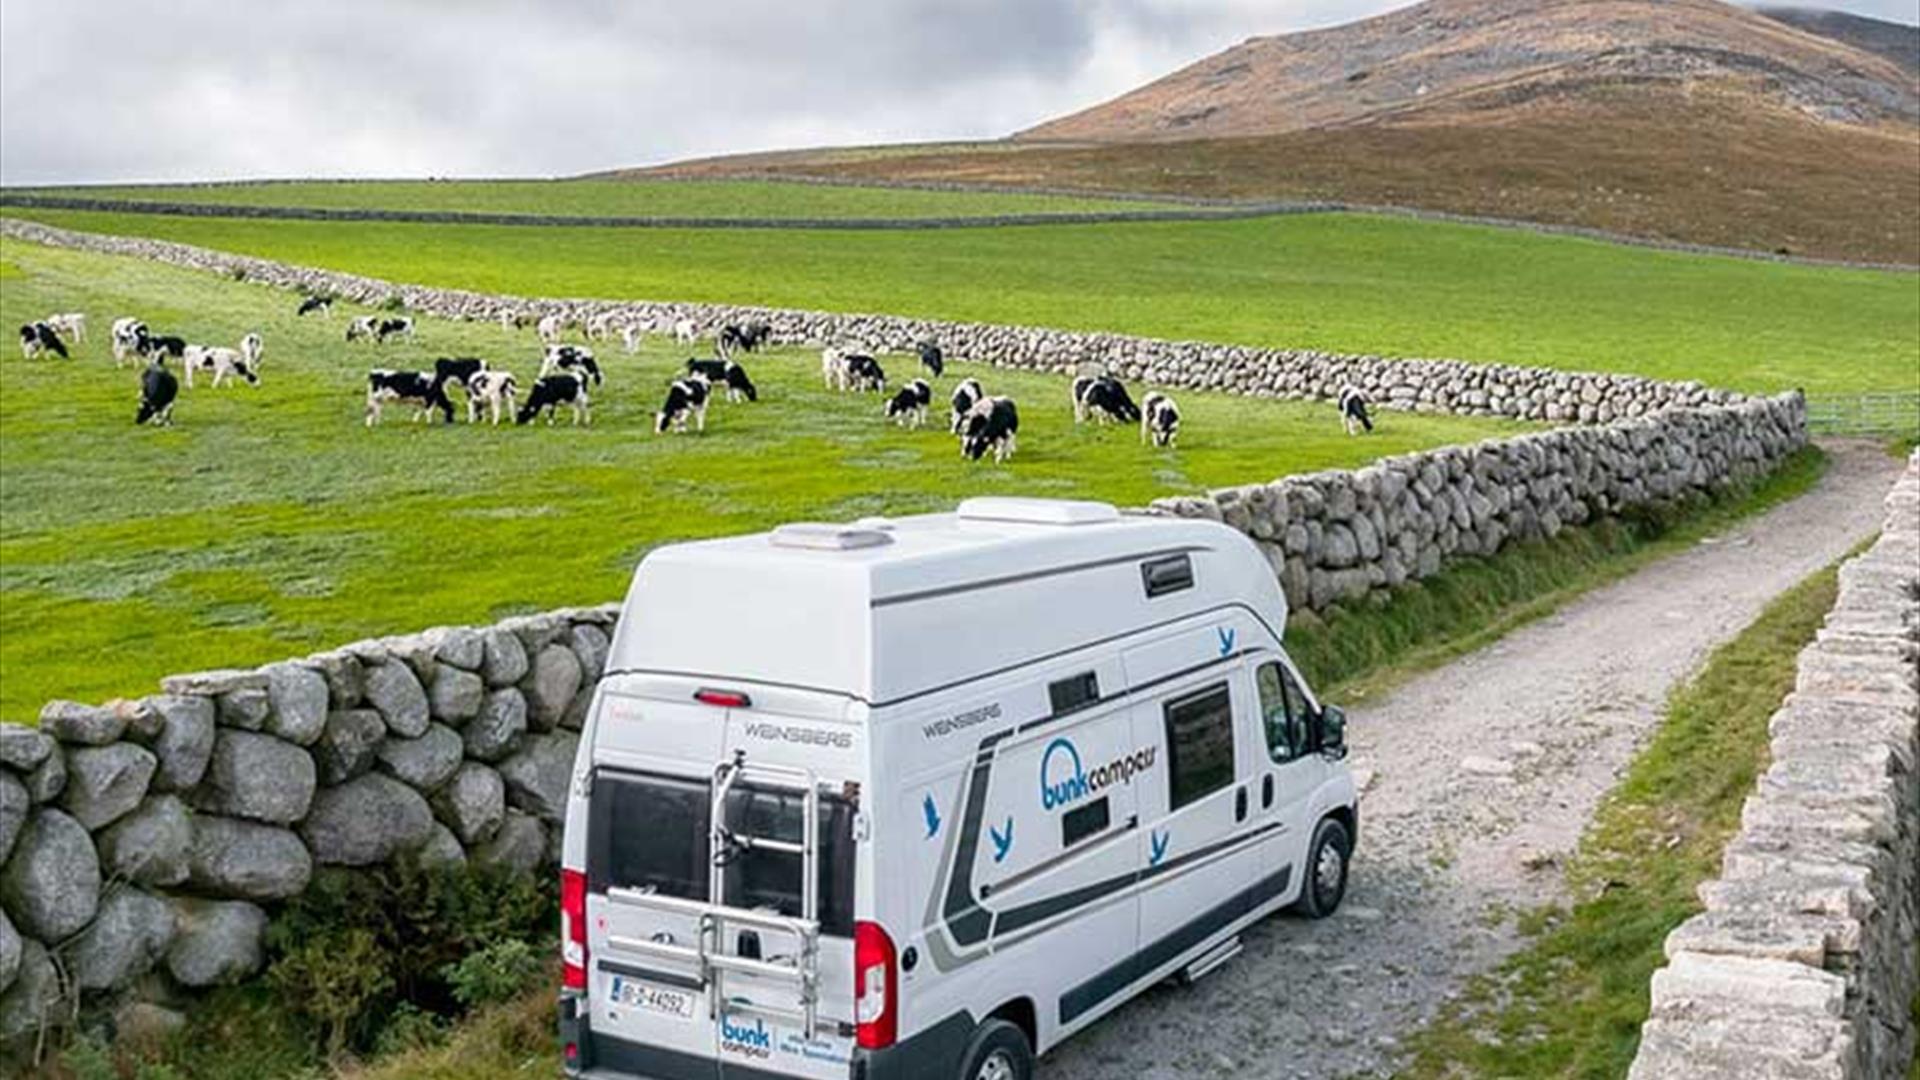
[588,771,857,936]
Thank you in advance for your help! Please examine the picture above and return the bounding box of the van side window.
[1256,661,1312,763]
[1061,796,1111,848]
[1163,684,1235,811]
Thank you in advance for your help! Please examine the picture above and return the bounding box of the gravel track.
[1044,441,1902,1080]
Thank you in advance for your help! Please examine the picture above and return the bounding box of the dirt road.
[1044,441,1902,1080]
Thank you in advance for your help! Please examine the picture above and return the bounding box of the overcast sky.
[1,0,1913,185]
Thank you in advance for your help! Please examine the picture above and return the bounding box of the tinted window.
[1061,796,1111,848]
[1256,662,1312,763]
[1163,684,1235,811]
[588,772,857,937]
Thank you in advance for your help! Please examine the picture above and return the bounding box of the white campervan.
[558,497,1359,1080]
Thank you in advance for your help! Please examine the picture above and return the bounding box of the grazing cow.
[44,313,86,343]
[886,379,932,428]
[1072,375,1140,425]
[949,377,984,434]
[431,357,489,413]
[685,357,729,382]
[821,347,849,390]
[183,344,259,388]
[684,357,756,403]
[111,318,150,366]
[1141,392,1180,448]
[539,344,602,386]
[296,295,332,317]
[536,313,565,345]
[1339,384,1374,435]
[518,374,592,426]
[19,322,69,360]
[136,357,179,427]
[843,354,886,393]
[465,370,519,425]
[654,374,710,435]
[366,369,455,426]
[673,318,698,345]
[717,322,771,358]
[375,317,414,345]
[917,341,944,379]
[961,397,1020,463]
[140,334,187,360]
[346,315,379,343]
[620,323,645,355]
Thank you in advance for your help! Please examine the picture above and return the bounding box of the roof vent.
[957,498,1122,526]
[770,523,894,551]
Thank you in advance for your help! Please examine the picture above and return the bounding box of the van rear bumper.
[561,994,852,1080]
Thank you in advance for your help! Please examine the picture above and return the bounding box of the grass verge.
[1390,541,1852,1078]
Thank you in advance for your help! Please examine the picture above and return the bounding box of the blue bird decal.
[1150,829,1171,867]
[1217,626,1236,657]
[922,794,941,839]
[989,817,1014,863]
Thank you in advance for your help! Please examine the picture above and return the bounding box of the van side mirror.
[1320,705,1348,759]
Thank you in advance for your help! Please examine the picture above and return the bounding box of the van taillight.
[561,868,588,990]
[694,688,752,708]
[853,920,897,1050]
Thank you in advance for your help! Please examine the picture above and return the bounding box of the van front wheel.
[1293,816,1351,918]
[956,1018,1033,1080]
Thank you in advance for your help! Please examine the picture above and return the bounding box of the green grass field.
[4,178,1174,219]
[0,239,1531,721]
[12,207,1915,395]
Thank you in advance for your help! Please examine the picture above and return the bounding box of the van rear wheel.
[1293,816,1351,918]
[956,1018,1033,1080]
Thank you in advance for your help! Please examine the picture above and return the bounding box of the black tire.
[1292,816,1352,919]
[954,1018,1034,1080]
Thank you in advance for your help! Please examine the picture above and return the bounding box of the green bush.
[442,939,547,1010]
[267,928,393,1058]
[372,1002,447,1058]
[57,1035,118,1080]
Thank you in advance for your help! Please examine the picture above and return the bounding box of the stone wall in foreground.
[0,216,1754,426]
[1629,451,1920,1080]
[0,605,615,1046]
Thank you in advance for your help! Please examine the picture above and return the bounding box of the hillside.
[1756,6,1920,75]
[1018,0,1917,141]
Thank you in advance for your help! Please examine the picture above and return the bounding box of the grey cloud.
[0,0,1910,184]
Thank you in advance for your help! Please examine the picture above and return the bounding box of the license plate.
[609,975,697,1019]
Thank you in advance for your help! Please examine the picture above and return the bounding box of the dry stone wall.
[1,217,1752,426]
[1629,451,1920,1080]
[0,605,616,1044]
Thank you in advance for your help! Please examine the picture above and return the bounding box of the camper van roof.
[606,499,1290,706]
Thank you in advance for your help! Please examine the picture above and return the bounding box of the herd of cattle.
[18,297,1380,457]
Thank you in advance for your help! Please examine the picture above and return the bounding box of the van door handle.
[1262,775,1274,810]
[1235,787,1248,823]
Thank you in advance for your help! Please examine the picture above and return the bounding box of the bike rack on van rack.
[601,753,827,1038]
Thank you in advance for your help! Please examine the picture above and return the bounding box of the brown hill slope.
[1755,7,1920,76]
[1019,0,1917,141]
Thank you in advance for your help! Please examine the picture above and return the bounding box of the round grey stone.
[429,663,485,723]
[60,743,158,830]
[498,730,579,824]
[263,663,329,746]
[0,910,18,995]
[38,699,127,745]
[417,822,467,869]
[465,688,527,763]
[166,898,267,988]
[0,938,60,1042]
[188,815,312,900]
[68,886,176,992]
[300,773,434,866]
[97,794,193,888]
[148,694,216,792]
[427,626,485,670]
[365,660,430,738]
[521,645,582,732]
[473,810,546,875]
[315,708,387,784]
[569,624,610,683]
[0,723,53,771]
[432,762,505,846]
[23,746,65,803]
[376,723,463,791]
[217,688,272,730]
[0,807,100,940]
[192,730,315,825]
[0,771,25,866]
[481,628,529,687]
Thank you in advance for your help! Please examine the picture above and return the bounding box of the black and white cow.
[682,357,756,402]
[111,317,150,366]
[917,341,944,379]
[19,322,69,360]
[717,322,770,358]
[136,357,179,427]
[431,357,488,396]
[654,374,710,434]
[1072,375,1140,425]
[1338,384,1374,435]
[540,344,602,386]
[296,295,332,317]
[375,317,415,345]
[44,313,86,343]
[517,374,592,426]
[346,315,379,343]
[183,342,260,388]
[949,377,984,434]
[140,334,188,360]
[886,379,932,428]
[961,396,1020,463]
[465,370,519,425]
[366,370,455,426]
[1140,392,1180,448]
[821,347,850,390]
[843,354,886,393]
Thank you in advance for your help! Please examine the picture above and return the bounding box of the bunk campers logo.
[1039,737,1156,811]
[720,1016,774,1061]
